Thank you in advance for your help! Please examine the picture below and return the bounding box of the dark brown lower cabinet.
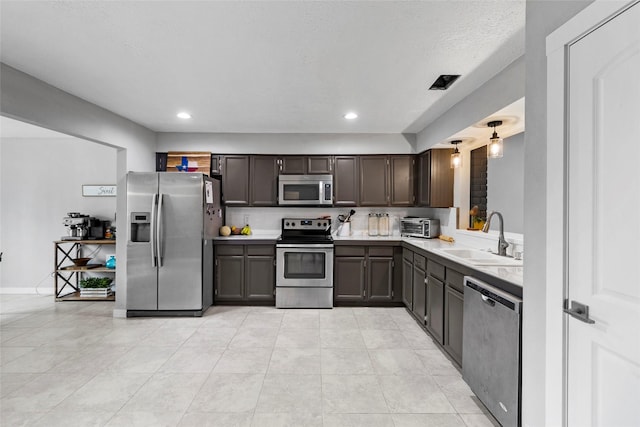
[334,256,366,301]
[444,285,464,365]
[411,256,426,323]
[426,275,445,344]
[215,244,275,304]
[334,245,401,304]
[401,252,413,310]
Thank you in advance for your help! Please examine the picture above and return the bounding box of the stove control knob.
[285,222,290,227]
[323,222,327,227]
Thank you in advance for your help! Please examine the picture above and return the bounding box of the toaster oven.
[400,218,440,239]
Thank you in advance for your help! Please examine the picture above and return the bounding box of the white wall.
[157,132,416,154]
[522,1,593,427]
[0,63,157,315]
[0,137,117,292]
[487,132,524,234]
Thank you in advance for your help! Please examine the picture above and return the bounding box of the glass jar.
[368,213,379,236]
[378,213,389,236]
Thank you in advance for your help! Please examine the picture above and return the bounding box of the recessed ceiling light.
[344,112,358,120]
[177,112,192,119]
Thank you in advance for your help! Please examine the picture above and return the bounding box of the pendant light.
[487,120,504,159]
[450,140,462,169]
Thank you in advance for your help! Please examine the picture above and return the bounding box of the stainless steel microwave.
[278,175,333,206]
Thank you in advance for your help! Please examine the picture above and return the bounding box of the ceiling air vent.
[429,75,460,90]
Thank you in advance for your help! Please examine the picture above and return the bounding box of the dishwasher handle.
[481,295,496,307]
[464,276,521,313]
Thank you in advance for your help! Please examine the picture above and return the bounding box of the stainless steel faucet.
[482,211,509,256]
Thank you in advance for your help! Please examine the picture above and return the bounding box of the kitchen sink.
[437,248,523,266]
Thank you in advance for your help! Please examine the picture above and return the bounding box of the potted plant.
[79,277,113,297]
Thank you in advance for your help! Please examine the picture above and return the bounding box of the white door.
[566,3,640,426]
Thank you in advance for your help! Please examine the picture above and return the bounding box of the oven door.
[276,244,334,288]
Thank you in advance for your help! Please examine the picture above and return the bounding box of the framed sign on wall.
[82,185,117,197]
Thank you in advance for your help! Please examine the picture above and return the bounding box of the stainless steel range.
[276,218,334,309]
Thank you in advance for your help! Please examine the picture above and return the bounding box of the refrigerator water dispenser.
[130,212,151,242]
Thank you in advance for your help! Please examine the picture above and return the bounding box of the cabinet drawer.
[402,248,414,262]
[216,245,244,256]
[428,260,445,280]
[368,247,394,257]
[446,268,465,293]
[247,245,275,256]
[414,254,426,271]
[335,246,366,257]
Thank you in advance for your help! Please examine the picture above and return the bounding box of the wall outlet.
[244,215,250,225]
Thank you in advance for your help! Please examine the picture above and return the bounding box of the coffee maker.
[62,212,90,240]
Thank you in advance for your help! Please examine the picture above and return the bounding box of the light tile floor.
[0,295,499,427]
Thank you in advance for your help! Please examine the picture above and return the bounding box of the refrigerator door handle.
[150,193,158,267]
[157,193,164,267]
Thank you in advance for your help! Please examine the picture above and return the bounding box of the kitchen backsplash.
[226,206,458,236]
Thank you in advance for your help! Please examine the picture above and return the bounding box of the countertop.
[213,231,523,290]
[333,233,523,289]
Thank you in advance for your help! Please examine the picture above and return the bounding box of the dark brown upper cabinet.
[221,155,250,206]
[334,156,359,206]
[359,155,414,206]
[280,156,307,174]
[359,156,390,206]
[389,155,415,206]
[307,156,333,174]
[277,156,333,175]
[250,156,279,206]
[417,149,454,208]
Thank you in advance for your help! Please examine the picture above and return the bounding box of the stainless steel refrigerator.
[126,172,222,316]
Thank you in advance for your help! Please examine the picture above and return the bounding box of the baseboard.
[0,287,54,295]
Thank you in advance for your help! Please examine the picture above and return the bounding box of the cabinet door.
[210,155,222,175]
[412,265,426,323]
[367,257,394,302]
[222,156,250,206]
[334,156,359,206]
[215,255,244,301]
[444,285,464,366]
[250,156,279,206]
[334,257,366,302]
[360,156,389,206]
[417,151,431,206]
[426,275,445,344]
[389,155,415,206]
[280,156,306,174]
[402,255,413,309]
[245,255,275,301]
[428,149,454,208]
[307,156,333,174]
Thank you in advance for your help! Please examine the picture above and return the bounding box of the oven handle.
[276,244,334,249]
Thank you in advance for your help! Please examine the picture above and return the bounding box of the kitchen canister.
[368,213,379,236]
[378,213,389,236]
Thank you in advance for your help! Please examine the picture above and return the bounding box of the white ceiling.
[0,1,525,134]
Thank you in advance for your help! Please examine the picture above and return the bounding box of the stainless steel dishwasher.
[462,276,522,427]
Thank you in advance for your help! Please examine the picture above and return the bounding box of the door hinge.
[391,290,394,297]
[273,259,277,267]
[391,260,395,268]
[214,289,218,296]
[363,260,367,268]
[215,259,218,266]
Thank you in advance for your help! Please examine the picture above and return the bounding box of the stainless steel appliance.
[276,218,333,308]
[62,212,90,240]
[126,172,223,317]
[462,276,522,427]
[278,175,333,206]
[400,217,440,239]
